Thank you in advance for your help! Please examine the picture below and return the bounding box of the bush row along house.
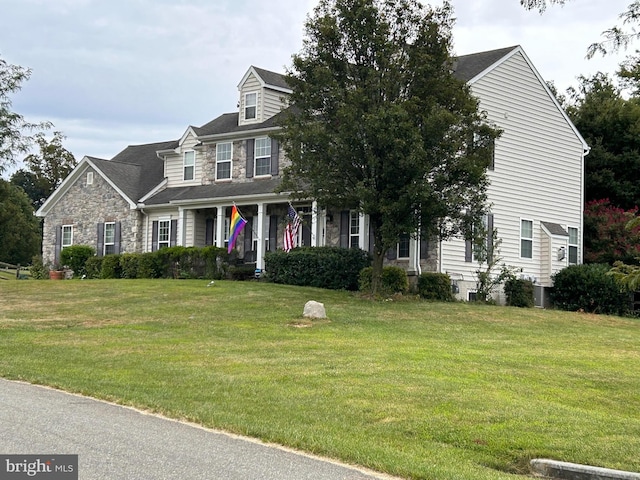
[36,45,588,305]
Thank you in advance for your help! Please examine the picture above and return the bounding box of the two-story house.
[36,46,588,305]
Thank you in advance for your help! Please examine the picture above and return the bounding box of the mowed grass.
[0,280,639,479]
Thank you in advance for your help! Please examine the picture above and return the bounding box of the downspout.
[140,207,149,252]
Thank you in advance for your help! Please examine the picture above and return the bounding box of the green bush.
[551,264,630,316]
[265,247,371,290]
[504,278,534,308]
[101,254,122,279]
[85,257,103,279]
[60,245,95,278]
[417,272,454,302]
[29,255,48,280]
[228,265,257,281]
[359,266,409,295]
[119,253,140,279]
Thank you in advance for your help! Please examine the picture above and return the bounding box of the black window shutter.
[243,217,253,261]
[152,221,159,252]
[114,222,121,254]
[270,138,279,175]
[97,223,104,257]
[339,211,349,248]
[420,237,429,260]
[302,222,311,247]
[465,239,472,263]
[170,219,178,247]
[205,218,214,246]
[269,215,278,251]
[54,225,62,263]
[246,139,254,178]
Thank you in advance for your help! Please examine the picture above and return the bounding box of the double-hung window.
[349,211,360,249]
[216,142,232,180]
[254,137,271,176]
[104,222,116,255]
[245,92,257,121]
[62,225,73,249]
[398,233,411,259]
[520,219,533,259]
[568,227,579,264]
[183,151,195,181]
[158,220,171,249]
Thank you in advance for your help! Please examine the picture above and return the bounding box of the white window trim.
[158,219,171,249]
[183,150,195,181]
[62,225,73,248]
[520,218,534,260]
[104,222,115,255]
[87,171,94,185]
[568,226,579,265]
[349,210,360,249]
[244,91,258,121]
[216,142,233,181]
[397,233,411,259]
[254,137,271,177]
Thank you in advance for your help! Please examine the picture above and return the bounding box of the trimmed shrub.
[417,272,454,302]
[359,266,409,295]
[504,278,534,308]
[85,257,103,279]
[137,252,164,279]
[101,254,122,279]
[265,247,371,290]
[60,245,95,278]
[119,253,140,279]
[551,264,630,316]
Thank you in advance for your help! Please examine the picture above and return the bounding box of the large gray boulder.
[303,301,326,319]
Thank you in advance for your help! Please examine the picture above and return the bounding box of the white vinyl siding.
[439,50,584,287]
[165,133,199,186]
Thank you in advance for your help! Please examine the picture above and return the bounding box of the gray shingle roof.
[252,66,291,91]
[453,46,519,82]
[194,110,285,137]
[541,221,569,236]
[144,179,282,205]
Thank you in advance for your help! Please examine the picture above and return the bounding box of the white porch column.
[409,237,418,274]
[177,207,186,246]
[256,202,266,271]
[311,201,318,247]
[215,205,225,248]
[358,212,366,250]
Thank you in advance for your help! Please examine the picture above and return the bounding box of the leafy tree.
[583,199,640,265]
[608,216,640,292]
[0,55,51,174]
[566,73,640,210]
[520,0,640,57]
[12,131,76,209]
[0,179,41,265]
[278,0,499,293]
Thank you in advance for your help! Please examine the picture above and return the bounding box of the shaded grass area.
[0,279,639,479]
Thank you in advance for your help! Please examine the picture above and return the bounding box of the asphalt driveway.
[0,378,398,480]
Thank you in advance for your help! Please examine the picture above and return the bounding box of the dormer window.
[245,92,257,121]
[183,150,195,181]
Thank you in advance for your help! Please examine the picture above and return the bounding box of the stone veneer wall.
[41,167,142,265]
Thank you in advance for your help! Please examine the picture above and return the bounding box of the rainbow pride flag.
[228,205,248,254]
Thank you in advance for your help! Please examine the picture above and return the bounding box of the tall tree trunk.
[370,214,385,295]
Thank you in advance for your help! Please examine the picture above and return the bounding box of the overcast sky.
[0,0,632,176]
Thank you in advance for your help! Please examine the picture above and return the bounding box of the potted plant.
[48,262,64,280]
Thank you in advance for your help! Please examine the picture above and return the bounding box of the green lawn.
[0,279,638,479]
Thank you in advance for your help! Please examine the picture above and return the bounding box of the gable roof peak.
[238,65,291,93]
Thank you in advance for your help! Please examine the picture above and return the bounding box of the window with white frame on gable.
[183,151,195,181]
[245,92,257,121]
[62,225,73,248]
[254,137,271,176]
[216,142,232,180]
[568,227,579,264]
[158,220,171,249]
[104,222,116,255]
[349,210,360,249]
[520,219,533,259]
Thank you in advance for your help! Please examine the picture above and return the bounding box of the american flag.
[283,204,301,252]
